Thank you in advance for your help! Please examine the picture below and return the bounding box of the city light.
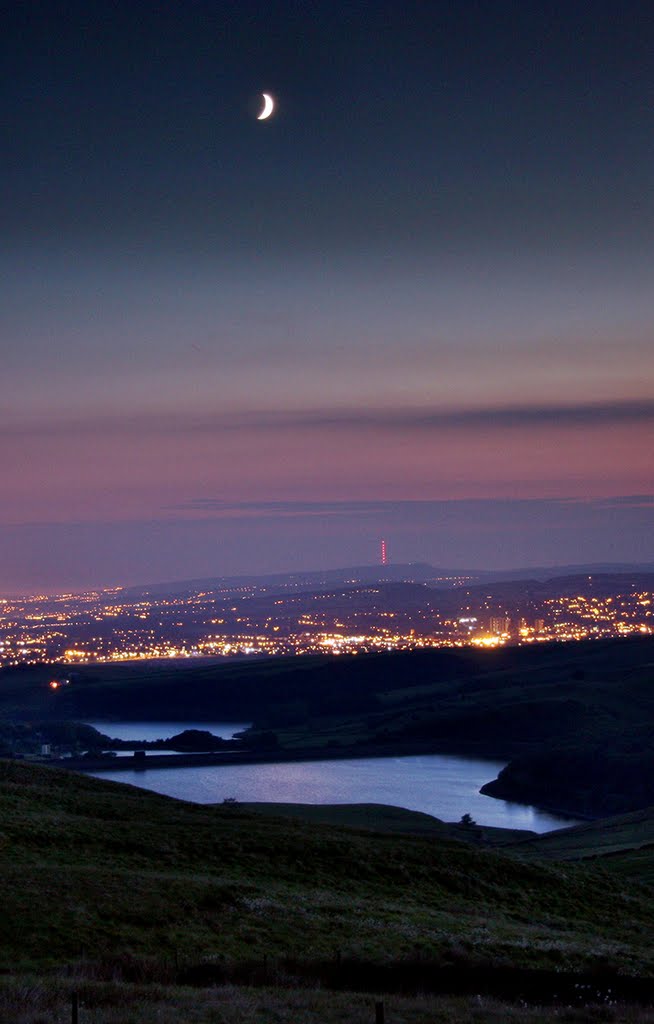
[0,576,651,669]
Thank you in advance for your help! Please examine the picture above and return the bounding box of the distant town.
[1,564,652,668]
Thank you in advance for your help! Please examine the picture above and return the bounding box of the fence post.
[71,991,79,1024]
[375,999,384,1024]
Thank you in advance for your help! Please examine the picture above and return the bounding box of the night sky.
[2,1,653,593]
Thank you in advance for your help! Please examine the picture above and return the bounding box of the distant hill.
[476,561,654,582]
[124,561,654,597]
[124,562,464,597]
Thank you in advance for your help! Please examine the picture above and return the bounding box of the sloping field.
[240,801,457,836]
[500,805,654,882]
[1,759,654,982]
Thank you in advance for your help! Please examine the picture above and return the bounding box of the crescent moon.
[257,93,275,120]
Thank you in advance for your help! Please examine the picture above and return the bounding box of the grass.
[503,806,654,862]
[3,760,654,1021]
[241,801,537,848]
[1,760,654,980]
[6,976,654,1024]
[238,802,459,836]
[495,805,654,886]
[4,640,654,1021]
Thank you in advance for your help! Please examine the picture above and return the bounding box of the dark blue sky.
[6,2,654,252]
[2,1,653,592]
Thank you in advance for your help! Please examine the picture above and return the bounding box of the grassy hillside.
[267,636,654,754]
[4,638,652,739]
[239,801,458,836]
[500,805,654,882]
[1,759,654,981]
[241,801,536,847]
[242,802,654,879]
[0,654,326,720]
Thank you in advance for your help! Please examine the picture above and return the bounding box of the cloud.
[592,494,654,509]
[4,398,654,440]
[171,499,399,518]
[272,399,654,432]
[171,495,654,521]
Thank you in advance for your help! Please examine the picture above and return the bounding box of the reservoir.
[86,721,577,833]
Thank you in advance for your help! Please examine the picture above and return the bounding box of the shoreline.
[46,740,507,774]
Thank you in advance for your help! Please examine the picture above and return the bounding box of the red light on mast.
[381,539,387,566]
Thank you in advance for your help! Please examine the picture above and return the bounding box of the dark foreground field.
[5,978,654,1024]
[2,760,654,1022]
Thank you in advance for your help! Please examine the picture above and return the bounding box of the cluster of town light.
[0,582,651,668]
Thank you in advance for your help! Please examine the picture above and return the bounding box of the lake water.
[86,721,577,833]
